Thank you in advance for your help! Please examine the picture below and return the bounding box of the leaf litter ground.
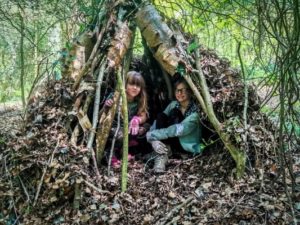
[0,100,298,225]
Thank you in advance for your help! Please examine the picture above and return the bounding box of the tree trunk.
[19,11,26,108]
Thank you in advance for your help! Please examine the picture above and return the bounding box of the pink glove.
[129,116,141,135]
[105,99,113,107]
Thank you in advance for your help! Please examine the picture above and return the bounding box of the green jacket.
[147,101,202,154]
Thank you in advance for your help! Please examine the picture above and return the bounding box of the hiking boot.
[153,144,171,173]
[143,151,159,162]
[153,154,168,173]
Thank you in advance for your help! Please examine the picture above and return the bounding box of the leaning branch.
[87,61,106,181]
[72,16,113,90]
[118,69,129,192]
[194,47,246,178]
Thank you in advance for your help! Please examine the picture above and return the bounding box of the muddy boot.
[143,140,167,163]
[153,144,171,173]
[143,151,159,162]
[153,153,168,173]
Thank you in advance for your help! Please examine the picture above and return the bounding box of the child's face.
[175,83,190,103]
[126,83,141,99]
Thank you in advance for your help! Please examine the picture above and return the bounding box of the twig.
[182,153,203,163]
[108,102,121,175]
[237,41,251,171]
[12,215,20,225]
[87,61,106,148]
[165,216,180,225]
[171,153,203,170]
[165,197,196,225]
[87,61,106,182]
[18,176,31,203]
[4,155,19,224]
[33,138,60,206]
[90,147,101,183]
[223,194,245,217]
[156,196,194,225]
[83,180,112,195]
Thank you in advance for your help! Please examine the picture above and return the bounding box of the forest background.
[0,0,299,223]
[0,0,299,134]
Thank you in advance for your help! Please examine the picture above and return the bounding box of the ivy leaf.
[200,143,206,151]
[65,42,72,50]
[58,50,68,57]
[176,63,186,76]
[187,41,199,54]
[52,59,60,67]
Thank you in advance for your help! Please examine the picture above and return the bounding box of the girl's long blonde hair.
[126,71,148,116]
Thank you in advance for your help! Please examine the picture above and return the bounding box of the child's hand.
[151,140,168,154]
[129,116,141,135]
[105,99,114,107]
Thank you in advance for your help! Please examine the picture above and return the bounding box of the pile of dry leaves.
[0,48,296,224]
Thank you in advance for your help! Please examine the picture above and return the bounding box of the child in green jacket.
[146,78,202,173]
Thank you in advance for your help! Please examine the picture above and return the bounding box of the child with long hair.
[105,71,149,167]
